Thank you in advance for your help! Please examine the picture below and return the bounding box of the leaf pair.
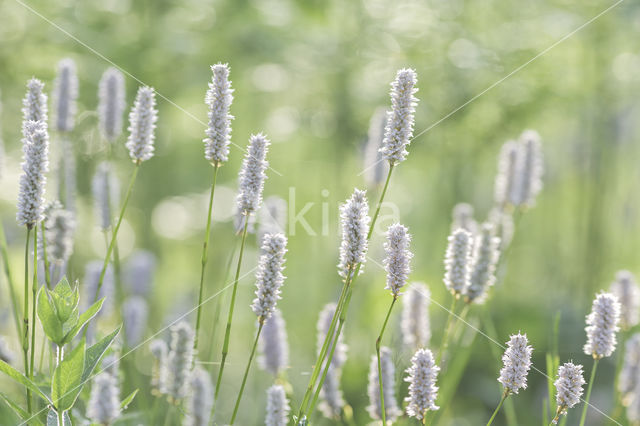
[0,327,120,422]
[37,277,104,347]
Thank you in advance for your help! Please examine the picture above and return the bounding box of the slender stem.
[299,165,395,423]
[229,321,264,424]
[0,221,22,340]
[22,227,31,413]
[487,391,509,426]
[376,296,397,425]
[367,164,394,241]
[57,346,64,425]
[214,217,250,400]
[436,297,458,364]
[40,221,51,289]
[579,358,599,426]
[29,226,38,380]
[297,269,351,420]
[550,406,563,425]
[195,165,219,352]
[92,164,139,304]
[208,240,238,373]
[308,278,356,418]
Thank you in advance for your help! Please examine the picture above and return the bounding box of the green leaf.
[52,339,85,412]
[0,392,44,425]
[62,297,105,345]
[120,388,138,410]
[50,278,79,323]
[82,326,121,384]
[37,287,64,345]
[0,360,52,404]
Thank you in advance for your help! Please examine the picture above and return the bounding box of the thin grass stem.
[22,227,32,413]
[436,297,458,364]
[376,296,397,425]
[229,321,264,424]
[29,226,38,380]
[214,217,250,401]
[0,221,22,339]
[92,163,139,305]
[195,165,220,352]
[579,358,599,426]
[487,390,509,426]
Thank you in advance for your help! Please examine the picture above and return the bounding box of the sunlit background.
[1,0,640,424]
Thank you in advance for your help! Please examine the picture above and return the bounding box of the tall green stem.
[195,166,219,352]
[298,164,395,423]
[375,296,397,425]
[487,391,508,426]
[367,164,394,241]
[436,297,458,364]
[57,346,64,425]
[579,358,599,426]
[0,221,22,339]
[297,269,351,421]
[214,217,250,400]
[29,227,38,380]
[40,221,51,289]
[230,321,264,424]
[92,164,139,305]
[22,227,31,413]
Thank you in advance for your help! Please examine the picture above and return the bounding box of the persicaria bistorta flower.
[584,292,621,359]
[513,130,543,208]
[380,69,418,165]
[126,86,157,163]
[184,367,214,426]
[87,372,121,424]
[17,120,49,228]
[92,162,120,231]
[258,309,289,376]
[553,362,585,422]
[22,79,48,136]
[251,233,287,321]
[493,140,519,207]
[149,339,168,395]
[52,58,78,132]
[383,223,412,297]
[443,228,472,296]
[237,133,270,214]
[367,346,400,421]
[98,67,126,141]
[610,270,640,330]
[166,321,195,401]
[405,348,440,419]
[466,223,501,303]
[498,333,533,395]
[401,282,431,350]
[619,333,640,403]
[337,189,370,278]
[265,384,289,426]
[204,63,234,165]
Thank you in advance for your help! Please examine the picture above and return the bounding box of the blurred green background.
[1,0,640,424]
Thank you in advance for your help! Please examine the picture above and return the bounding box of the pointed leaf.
[52,339,85,412]
[82,326,121,383]
[50,278,78,323]
[37,287,64,345]
[0,392,44,425]
[0,360,52,404]
[62,297,105,345]
[120,389,138,410]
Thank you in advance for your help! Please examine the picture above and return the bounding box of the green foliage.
[37,277,105,346]
[0,360,52,405]
[81,326,121,384]
[120,389,139,410]
[46,409,71,426]
[0,392,44,425]
[52,339,85,412]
